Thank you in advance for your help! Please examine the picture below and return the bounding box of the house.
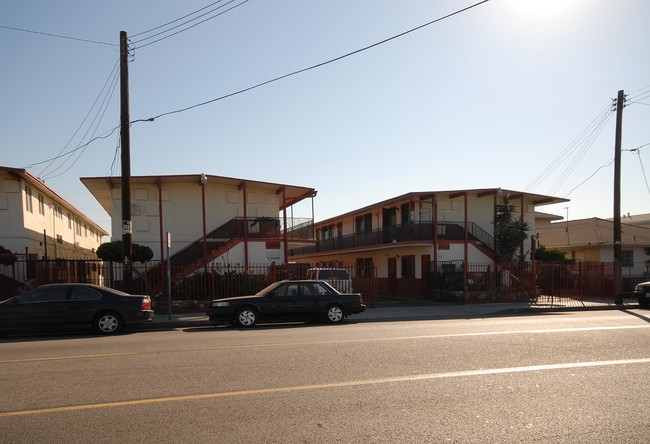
[81,173,316,271]
[536,217,650,282]
[534,211,563,227]
[0,166,107,259]
[607,212,650,228]
[289,188,567,298]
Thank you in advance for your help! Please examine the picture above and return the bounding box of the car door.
[67,286,103,324]
[0,286,70,328]
[299,282,331,318]
[263,282,301,321]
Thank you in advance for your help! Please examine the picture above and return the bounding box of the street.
[1,310,649,443]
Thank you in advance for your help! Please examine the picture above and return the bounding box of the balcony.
[289,221,494,256]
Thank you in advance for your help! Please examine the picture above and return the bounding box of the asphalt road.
[1,310,649,443]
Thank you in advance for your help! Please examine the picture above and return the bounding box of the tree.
[0,245,17,266]
[534,245,567,262]
[494,197,530,263]
[96,241,154,263]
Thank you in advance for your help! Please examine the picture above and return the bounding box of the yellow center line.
[0,352,138,363]
[1,325,648,364]
[1,357,648,418]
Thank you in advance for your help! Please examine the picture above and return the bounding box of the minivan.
[305,268,353,293]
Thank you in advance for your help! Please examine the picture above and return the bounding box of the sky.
[1,0,649,238]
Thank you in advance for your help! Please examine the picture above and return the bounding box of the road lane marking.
[1,325,648,364]
[0,352,138,363]
[1,357,648,418]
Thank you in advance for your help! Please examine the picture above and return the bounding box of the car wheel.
[325,304,344,323]
[235,307,257,327]
[93,311,123,334]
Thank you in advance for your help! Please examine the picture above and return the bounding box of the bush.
[97,241,154,263]
[0,245,17,266]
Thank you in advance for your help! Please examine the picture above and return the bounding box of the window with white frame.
[25,186,33,213]
[38,194,45,215]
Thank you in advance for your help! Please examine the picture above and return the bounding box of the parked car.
[206,280,366,327]
[305,268,353,293]
[0,283,154,335]
[633,281,650,308]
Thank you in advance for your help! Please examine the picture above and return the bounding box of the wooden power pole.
[613,89,624,305]
[120,31,133,293]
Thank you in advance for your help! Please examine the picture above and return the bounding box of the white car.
[305,268,353,293]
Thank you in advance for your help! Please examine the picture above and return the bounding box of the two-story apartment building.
[0,167,107,259]
[81,173,316,271]
[289,188,567,297]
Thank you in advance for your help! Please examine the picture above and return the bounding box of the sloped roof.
[537,217,650,248]
[535,211,563,222]
[316,188,567,225]
[81,173,316,214]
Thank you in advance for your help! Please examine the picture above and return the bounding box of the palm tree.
[494,197,530,263]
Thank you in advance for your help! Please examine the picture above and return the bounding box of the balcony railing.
[289,221,494,256]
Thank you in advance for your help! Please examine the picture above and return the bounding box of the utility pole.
[120,30,133,293]
[613,89,625,305]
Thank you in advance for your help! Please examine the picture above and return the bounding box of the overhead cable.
[132,0,491,124]
[132,0,249,49]
[0,24,115,47]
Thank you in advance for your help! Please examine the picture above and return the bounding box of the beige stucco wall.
[109,180,282,262]
[0,173,104,258]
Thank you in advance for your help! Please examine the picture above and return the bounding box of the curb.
[140,303,639,330]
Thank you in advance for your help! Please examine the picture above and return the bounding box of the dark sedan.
[207,280,366,327]
[0,283,154,335]
[634,281,650,308]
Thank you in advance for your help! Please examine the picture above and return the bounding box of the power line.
[131,0,229,37]
[38,58,120,178]
[22,125,120,169]
[132,0,249,49]
[0,24,115,47]
[548,108,614,195]
[132,0,491,124]
[562,158,614,197]
[563,143,650,198]
[524,103,613,193]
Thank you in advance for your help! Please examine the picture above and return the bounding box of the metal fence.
[1,256,376,311]
[432,261,619,304]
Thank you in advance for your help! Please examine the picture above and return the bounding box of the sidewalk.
[146,296,641,329]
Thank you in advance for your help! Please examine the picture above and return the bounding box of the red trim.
[243,181,249,270]
[158,178,164,290]
[464,192,468,304]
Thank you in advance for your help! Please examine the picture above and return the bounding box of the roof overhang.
[80,174,316,214]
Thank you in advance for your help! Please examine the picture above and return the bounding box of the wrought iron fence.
[431,261,619,304]
[2,259,377,312]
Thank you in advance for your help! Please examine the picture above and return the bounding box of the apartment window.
[84,224,87,237]
[401,255,415,278]
[68,212,72,229]
[622,250,634,268]
[75,219,82,236]
[38,194,45,215]
[56,235,63,244]
[356,257,374,277]
[25,186,33,213]
[321,224,335,240]
[355,213,373,234]
[55,205,63,219]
